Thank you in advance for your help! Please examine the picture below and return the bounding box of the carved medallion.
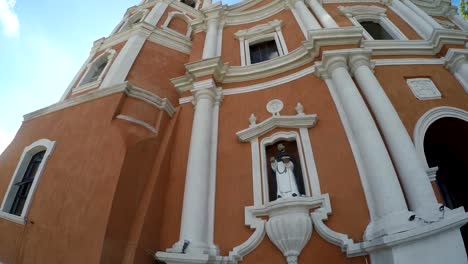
[406,78,442,100]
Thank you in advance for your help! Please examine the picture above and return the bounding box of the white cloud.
[0,0,19,36]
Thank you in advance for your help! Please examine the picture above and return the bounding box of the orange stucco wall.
[126,41,189,103]
[375,64,468,136]
[168,16,189,36]
[0,94,127,263]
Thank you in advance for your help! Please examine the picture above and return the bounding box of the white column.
[144,1,169,26]
[175,79,219,254]
[350,54,440,219]
[390,0,433,39]
[207,91,221,254]
[291,0,322,31]
[305,0,338,28]
[202,18,219,59]
[316,55,413,240]
[402,0,443,30]
[100,29,150,88]
[448,10,468,32]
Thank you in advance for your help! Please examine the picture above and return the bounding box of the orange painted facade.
[0,0,467,263]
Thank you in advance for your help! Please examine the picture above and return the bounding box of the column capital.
[191,79,223,104]
[444,48,468,73]
[349,52,374,76]
[315,55,348,79]
[315,49,374,79]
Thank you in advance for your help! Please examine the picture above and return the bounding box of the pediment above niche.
[234,19,283,40]
[236,101,318,142]
[338,5,387,16]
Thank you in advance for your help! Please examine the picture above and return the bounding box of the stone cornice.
[23,82,176,122]
[338,5,387,17]
[226,0,264,12]
[236,114,318,142]
[362,29,468,56]
[148,27,193,54]
[172,26,364,91]
[171,57,227,93]
[234,19,283,39]
[225,0,287,25]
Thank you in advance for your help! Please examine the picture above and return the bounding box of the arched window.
[161,12,193,38]
[0,139,56,224]
[9,151,45,216]
[77,49,116,87]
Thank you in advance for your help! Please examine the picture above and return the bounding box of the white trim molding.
[413,106,468,171]
[118,9,150,33]
[0,139,56,225]
[24,82,176,122]
[338,5,408,40]
[237,114,317,142]
[162,11,193,38]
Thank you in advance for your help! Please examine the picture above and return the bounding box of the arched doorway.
[424,117,468,252]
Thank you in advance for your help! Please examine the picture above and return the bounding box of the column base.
[364,207,468,264]
[155,252,214,264]
[370,229,467,264]
[166,240,220,256]
[364,210,418,240]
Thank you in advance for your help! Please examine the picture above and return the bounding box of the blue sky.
[0,0,463,154]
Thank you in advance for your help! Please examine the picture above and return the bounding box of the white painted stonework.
[406,78,442,100]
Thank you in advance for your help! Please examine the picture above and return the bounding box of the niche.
[266,140,306,202]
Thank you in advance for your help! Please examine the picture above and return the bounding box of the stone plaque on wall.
[406,78,442,100]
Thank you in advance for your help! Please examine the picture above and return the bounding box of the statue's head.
[277,143,285,152]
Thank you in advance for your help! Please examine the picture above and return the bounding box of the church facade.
[0,0,467,263]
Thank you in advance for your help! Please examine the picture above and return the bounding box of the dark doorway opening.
[424,117,468,252]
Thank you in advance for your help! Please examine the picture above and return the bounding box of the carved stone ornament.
[406,78,442,100]
[266,99,284,116]
[266,209,312,264]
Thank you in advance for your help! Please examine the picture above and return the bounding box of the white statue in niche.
[270,143,301,199]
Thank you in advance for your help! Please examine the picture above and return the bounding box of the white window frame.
[161,11,193,38]
[260,131,312,204]
[338,5,408,41]
[73,49,116,95]
[235,20,288,66]
[0,139,56,224]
